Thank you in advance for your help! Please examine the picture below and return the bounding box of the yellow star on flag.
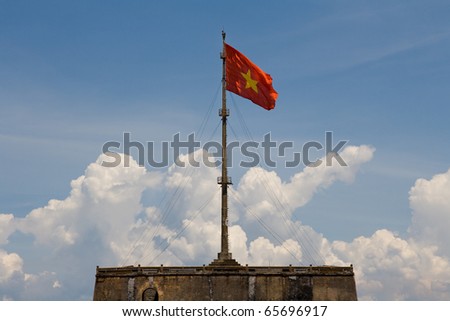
[241,69,258,93]
[225,43,278,110]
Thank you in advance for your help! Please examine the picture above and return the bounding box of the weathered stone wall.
[93,265,357,301]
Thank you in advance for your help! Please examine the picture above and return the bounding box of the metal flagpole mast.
[218,30,231,261]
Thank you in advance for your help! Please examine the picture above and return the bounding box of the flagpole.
[218,30,231,261]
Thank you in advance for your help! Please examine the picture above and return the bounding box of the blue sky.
[1,0,450,300]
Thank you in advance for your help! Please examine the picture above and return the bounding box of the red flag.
[225,43,278,110]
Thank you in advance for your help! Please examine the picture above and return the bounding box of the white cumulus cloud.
[0,249,23,284]
[0,214,15,245]
[2,145,450,300]
[409,168,450,256]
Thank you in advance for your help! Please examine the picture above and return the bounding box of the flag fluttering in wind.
[225,43,278,110]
